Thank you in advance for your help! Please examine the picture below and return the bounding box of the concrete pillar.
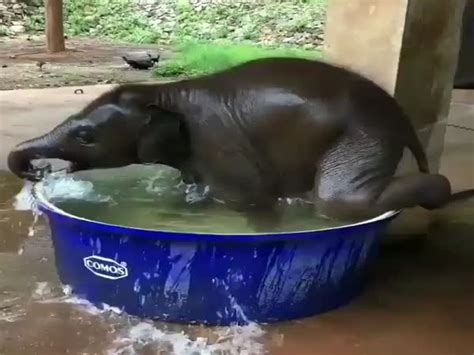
[454,0,474,88]
[324,0,466,239]
[325,0,466,172]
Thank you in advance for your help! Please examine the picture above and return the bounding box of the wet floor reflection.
[0,170,473,355]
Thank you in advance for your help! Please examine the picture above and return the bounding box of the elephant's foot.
[314,173,455,221]
[245,207,283,232]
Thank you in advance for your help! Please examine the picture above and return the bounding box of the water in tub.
[40,165,347,233]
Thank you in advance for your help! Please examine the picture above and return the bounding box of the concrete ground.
[0,86,473,354]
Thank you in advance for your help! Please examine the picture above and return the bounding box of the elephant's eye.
[76,129,95,145]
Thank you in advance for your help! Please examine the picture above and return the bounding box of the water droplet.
[133,279,141,293]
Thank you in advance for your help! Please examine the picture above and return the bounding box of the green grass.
[155,41,323,77]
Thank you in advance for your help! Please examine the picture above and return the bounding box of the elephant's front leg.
[200,151,281,231]
[239,199,282,232]
[214,174,281,232]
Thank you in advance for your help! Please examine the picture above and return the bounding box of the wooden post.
[45,0,65,53]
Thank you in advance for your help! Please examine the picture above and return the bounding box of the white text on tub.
[84,256,129,280]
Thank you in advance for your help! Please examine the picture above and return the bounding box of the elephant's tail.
[448,189,474,204]
[406,129,430,173]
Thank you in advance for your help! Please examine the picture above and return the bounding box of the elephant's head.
[8,86,193,181]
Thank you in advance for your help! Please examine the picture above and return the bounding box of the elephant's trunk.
[8,130,64,181]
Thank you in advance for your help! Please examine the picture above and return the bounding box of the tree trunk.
[46,0,65,53]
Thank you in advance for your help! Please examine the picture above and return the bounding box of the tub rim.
[33,181,400,240]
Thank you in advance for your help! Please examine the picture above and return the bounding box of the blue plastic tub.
[34,184,399,325]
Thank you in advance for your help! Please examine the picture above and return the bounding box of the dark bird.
[36,61,46,71]
[122,51,160,70]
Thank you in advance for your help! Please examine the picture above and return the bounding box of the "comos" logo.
[83,255,129,280]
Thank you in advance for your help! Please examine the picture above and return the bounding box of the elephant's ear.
[137,105,190,164]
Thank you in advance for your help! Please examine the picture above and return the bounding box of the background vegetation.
[24,0,327,77]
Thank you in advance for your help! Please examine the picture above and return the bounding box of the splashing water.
[213,278,250,324]
[13,171,113,212]
[108,321,266,355]
[12,181,41,242]
[33,282,267,355]
[12,171,115,241]
[185,183,211,204]
[41,173,114,203]
[13,181,37,212]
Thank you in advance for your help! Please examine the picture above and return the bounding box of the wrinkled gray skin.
[8,57,474,228]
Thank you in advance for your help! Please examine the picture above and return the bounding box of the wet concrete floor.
[0,87,473,354]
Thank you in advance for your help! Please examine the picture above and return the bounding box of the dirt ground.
[0,35,172,90]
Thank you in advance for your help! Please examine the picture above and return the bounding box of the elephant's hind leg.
[313,134,451,220]
[375,173,451,210]
[316,173,452,220]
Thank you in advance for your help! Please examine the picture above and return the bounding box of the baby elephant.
[8,57,474,225]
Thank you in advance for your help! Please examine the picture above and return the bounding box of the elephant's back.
[179,56,414,161]
[184,57,402,126]
[220,58,415,146]
[186,57,359,96]
[180,56,408,149]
